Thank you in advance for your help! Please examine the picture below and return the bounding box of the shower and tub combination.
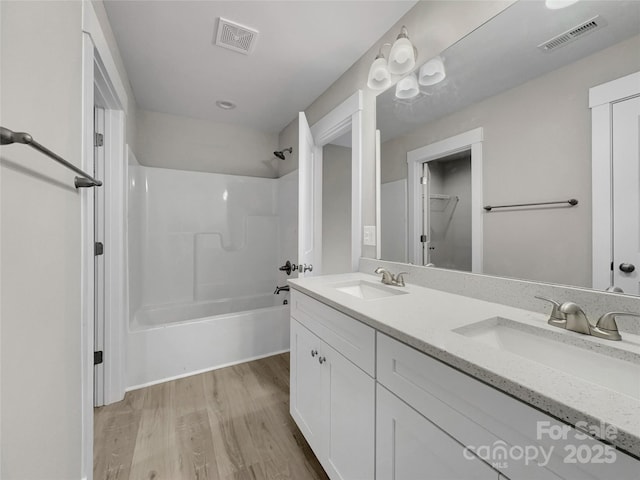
[127,151,297,388]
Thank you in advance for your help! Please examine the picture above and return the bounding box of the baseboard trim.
[125,348,290,392]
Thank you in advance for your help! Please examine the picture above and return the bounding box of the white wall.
[380,179,408,263]
[380,34,640,287]
[136,109,280,178]
[276,170,298,286]
[0,2,83,477]
[322,144,352,274]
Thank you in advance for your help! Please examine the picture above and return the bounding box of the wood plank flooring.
[94,353,330,480]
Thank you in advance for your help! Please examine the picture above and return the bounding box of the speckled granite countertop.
[288,272,640,458]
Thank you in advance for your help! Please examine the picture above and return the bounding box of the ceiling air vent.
[538,15,606,52]
[215,17,258,55]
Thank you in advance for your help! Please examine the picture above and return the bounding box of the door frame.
[305,90,363,273]
[590,71,640,291]
[407,128,484,272]
[81,3,129,478]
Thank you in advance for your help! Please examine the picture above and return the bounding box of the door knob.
[301,264,313,273]
[619,263,635,273]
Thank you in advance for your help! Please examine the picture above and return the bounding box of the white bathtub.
[127,295,290,389]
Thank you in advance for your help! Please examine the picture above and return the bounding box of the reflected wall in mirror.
[376,0,640,294]
[323,132,352,274]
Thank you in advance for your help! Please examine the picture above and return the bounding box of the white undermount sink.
[331,280,408,300]
[454,317,640,400]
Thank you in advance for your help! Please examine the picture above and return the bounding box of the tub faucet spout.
[274,285,290,294]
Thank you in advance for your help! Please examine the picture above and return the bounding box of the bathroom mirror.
[376,0,640,293]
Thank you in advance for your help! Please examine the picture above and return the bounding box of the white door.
[612,96,640,294]
[323,343,375,480]
[93,107,105,406]
[290,320,325,457]
[376,384,497,480]
[298,112,321,276]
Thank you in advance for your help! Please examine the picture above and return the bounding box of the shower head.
[274,147,293,160]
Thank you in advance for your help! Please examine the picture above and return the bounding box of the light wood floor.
[94,353,330,480]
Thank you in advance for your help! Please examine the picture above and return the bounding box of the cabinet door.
[322,343,375,480]
[377,384,497,480]
[290,320,325,457]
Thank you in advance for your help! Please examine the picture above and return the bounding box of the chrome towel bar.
[484,198,578,211]
[0,126,102,188]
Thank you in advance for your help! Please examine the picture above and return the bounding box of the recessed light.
[545,0,580,9]
[216,100,236,110]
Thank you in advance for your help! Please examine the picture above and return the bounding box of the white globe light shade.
[367,57,392,90]
[388,37,416,75]
[395,73,419,100]
[418,57,446,86]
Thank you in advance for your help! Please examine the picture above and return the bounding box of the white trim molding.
[407,128,484,272]
[590,71,640,290]
[589,71,640,108]
[80,32,96,480]
[310,90,364,272]
[81,2,131,475]
[82,0,128,109]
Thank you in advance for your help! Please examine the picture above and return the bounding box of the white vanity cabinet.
[289,289,639,480]
[290,291,375,480]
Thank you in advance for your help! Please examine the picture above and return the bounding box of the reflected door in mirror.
[421,154,471,271]
[613,96,640,294]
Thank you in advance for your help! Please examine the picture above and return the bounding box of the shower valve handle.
[279,260,297,275]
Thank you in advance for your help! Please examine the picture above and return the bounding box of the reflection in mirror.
[423,152,471,271]
[323,132,352,274]
[377,0,640,293]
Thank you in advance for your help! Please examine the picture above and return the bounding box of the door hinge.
[611,261,614,271]
[420,234,427,243]
[95,242,104,256]
[420,176,428,185]
[94,133,104,147]
[94,351,103,365]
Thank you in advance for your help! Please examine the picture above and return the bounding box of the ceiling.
[104,0,416,134]
[377,0,640,142]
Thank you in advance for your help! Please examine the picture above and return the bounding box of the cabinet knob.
[619,263,635,273]
[318,356,326,364]
[311,349,318,357]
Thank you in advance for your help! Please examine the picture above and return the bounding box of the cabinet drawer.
[291,291,375,376]
[377,333,639,480]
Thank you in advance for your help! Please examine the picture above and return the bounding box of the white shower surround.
[127,166,294,388]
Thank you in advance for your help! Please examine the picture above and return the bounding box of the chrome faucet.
[374,267,394,284]
[274,285,290,294]
[535,296,567,328]
[591,312,640,341]
[559,302,591,335]
[536,296,640,341]
[374,267,408,287]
